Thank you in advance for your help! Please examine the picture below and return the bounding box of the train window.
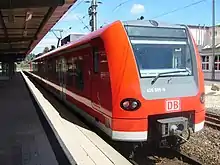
[131,39,193,78]
[93,47,99,73]
[66,57,74,86]
[33,62,38,72]
[56,60,60,72]
[48,63,52,71]
[124,26,187,39]
[74,58,84,91]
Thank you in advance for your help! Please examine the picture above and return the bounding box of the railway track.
[127,146,204,165]
[205,112,220,129]
[169,148,203,165]
[27,73,205,165]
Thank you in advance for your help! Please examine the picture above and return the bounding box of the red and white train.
[27,20,205,147]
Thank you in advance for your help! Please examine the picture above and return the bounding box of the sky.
[31,0,220,54]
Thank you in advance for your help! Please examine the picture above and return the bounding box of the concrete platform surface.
[0,73,58,165]
[22,71,132,165]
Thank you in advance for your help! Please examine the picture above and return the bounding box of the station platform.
[22,71,131,165]
[0,73,58,165]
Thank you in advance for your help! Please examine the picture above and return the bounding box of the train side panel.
[28,19,205,144]
[90,38,113,116]
[30,37,114,134]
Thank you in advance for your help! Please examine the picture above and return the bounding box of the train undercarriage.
[128,112,194,161]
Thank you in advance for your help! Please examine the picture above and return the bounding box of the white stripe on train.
[28,72,112,117]
[27,71,149,141]
[27,71,204,141]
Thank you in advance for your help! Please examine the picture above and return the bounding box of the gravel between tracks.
[157,158,190,165]
[180,127,220,165]
[179,86,220,165]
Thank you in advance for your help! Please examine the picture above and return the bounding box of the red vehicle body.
[28,20,205,146]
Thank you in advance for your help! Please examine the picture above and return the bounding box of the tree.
[43,47,49,54]
[50,45,56,51]
[25,53,35,62]
[30,53,35,60]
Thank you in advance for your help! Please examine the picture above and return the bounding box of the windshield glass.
[125,26,193,78]
[131,39,192,77]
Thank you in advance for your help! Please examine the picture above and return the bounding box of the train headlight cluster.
[120,98,141,111]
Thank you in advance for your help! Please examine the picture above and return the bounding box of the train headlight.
[122,101,130,109]
[120,98,141,111]
[131,101,138,109]
[200,92,205,104]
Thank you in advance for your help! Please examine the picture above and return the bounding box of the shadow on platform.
[26,73,92,132]
[0,72,58,165]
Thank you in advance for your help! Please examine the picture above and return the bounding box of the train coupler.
[156,117,190,148]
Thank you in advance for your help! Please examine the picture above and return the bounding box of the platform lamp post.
[211,0,216,80]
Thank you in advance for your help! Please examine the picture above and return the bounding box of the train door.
[58,57,66,100]
[57,59,62,98]
[91,47,101,111]
[62,57,67,100]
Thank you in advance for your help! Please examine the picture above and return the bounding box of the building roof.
[0,0,76,61]
[187,24,210,29]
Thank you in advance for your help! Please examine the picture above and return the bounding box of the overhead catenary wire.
[75,14,90,31]
[58,0,90,31]
[55,4,90,34]
[57,0,85,23]
[112,0,134,12]
[97,0,133,27]
[32,1,88,53]
[62,0,131,31]
[151,0,207,19]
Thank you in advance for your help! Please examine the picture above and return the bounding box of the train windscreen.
[124,26,193,78]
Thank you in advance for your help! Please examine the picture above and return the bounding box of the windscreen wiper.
[151,69,191,85]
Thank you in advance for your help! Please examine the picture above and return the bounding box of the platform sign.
[165,99,180,111]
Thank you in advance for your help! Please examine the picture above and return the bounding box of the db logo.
[166,100,180,111]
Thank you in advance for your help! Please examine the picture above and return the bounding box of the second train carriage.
[28,20,205,147]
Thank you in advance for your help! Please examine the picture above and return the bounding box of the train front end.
[111,20,205,147]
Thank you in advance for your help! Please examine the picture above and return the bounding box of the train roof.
[31,19,188,62]
[123,20,187,29]
[31,20,116,62]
